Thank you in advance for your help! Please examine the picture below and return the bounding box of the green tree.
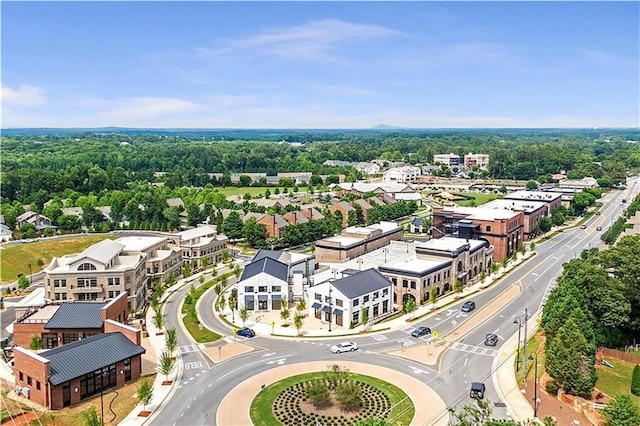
[361,307,369,330]
[404,297,416,317]
[539,217,553,233]
[81,406,101,426]
[430,287,438,308]
[631,364,640,396]
[552,210,565,227]
[335,380,362,410]
[18,275,30,289]
[454,280,464,296]
[159,350,176,381]
[137,377,153,411]
[305,380,330,407]
[165,327,178,356]
[152,305,165,332]
[526,180,538,190]
[280,296,290,325]
[30,335,43,353]
[296,299,306,312]
[221,211,244,242]
[239,304,249,326]
[293,311,304,336]
[242,217,267,248]
[602,394,640,426]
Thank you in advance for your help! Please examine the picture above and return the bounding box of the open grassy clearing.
[0,235,111,283]
[595,358,640,404]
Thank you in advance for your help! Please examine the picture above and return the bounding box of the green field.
[596,358,640,404]
[454,192,503,207]
[0,235,111,284]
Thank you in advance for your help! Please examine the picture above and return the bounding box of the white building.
[309,268,393,328]
[173,225,228,270]
[433,153,462,167]
[463,153,490,169]
[355,162,381,176]
[238,257,289,311]
[382,166,421,184]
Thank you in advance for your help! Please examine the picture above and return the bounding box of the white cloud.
[576,48,636,65]
[200,19,402,61]
[2,84,47,106]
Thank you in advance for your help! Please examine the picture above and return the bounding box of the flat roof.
[439,205,521,221]
[381,256,450,275]
[483,199,547,213]
[116,236,167,252]
[176,225,217,241]
[417,237,487,253]
[504,190,562,201]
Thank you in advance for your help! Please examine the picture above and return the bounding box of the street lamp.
[100,370,109,425]
[529,353,539,417]
[513,317,522,371]
[328,286,332,332]
[28,263,32,286]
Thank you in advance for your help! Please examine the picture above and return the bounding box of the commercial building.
[433,153,462,167]
[173,225,228,270]
[463,153,490,169]
[482,199,548,240]
[503,190,562,216]
[382,166,421,184]
[115,236,182,286]
[315,222,404,263]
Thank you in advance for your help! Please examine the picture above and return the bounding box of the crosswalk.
[449,342,498,357]
[178,345,199,354]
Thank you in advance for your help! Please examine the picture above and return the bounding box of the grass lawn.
[517,331,544,386]
[596,358,640,404]
[454,192,502,207]
[250,372,414,426]
[0,235,111,284]
[216,186,309,197]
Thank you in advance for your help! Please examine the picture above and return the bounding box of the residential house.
[16,212,55,234]
[299,206,325,221]
[351,199,373,221]
[283,211,309,226]
[410,218,426,234]
[258,214,289,238]
[355,162,381,176]
[328,201,355,228]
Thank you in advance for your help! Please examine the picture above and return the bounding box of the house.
[237,257,289,311]
[355,162,381,176]
[410,218,426,234]
[252,198,291,209]
[257,214,289,238]
[323,160,356,167]
[315,221,404,263]
[328,202,355,228]
[379,237,493,306]
[12,322,144,410]
[15,212,55,234]
[433,153,462,167]
[173,225,228,270]
[283,211,309,226]
[351,199,373,220]
[43,240,147,311]
[308,268,393,328]
[0,223,12,242]
[299,206,325,221]
[382,166,421,184]
[116,236,183,286]
[431,205,524,261]
[276,172,313,185]
[333,182,416,197]
[12,292,128,349]
[463,153,490,169]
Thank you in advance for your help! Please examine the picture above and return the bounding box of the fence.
[598,347,640,364]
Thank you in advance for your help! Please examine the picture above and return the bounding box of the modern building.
[433,153,462,167]
[431,205,524,261]
[463,153,490,169]
[315,221,404,263]
[115,236,183,286]
[503,190,562,216]
[482,199,548,240]
[12,320,144,410]
[251,249,317,301]
[309,268,393,328]
[379,237,493,306]
[382,166,421,184]
[173,225,228,270]
[12,293,128,349]
[237,257,289,311]
[558,177,599,189]
[43,240,147,311]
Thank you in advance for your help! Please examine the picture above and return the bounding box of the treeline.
[541,236,640,397]
[2,130,639,205]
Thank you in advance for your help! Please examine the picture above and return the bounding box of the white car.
[330,342,358,353]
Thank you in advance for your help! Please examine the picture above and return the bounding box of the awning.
[322,305,332,313]
[457,271,468,279]
[258,295,268,301]
[333,309,343,316]
[311,302,321,309]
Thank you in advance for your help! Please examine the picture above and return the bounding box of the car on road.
[236,327,255,338]
[411,327,432,338]
[470,382,485,399]
[596,226,603,231]
[580,225,587,229]
[330,342,358,353]
[461,301,476,313]
[484,333,498,346]
[595,212,601,215]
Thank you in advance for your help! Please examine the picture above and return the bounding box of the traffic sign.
[432,331,439,339]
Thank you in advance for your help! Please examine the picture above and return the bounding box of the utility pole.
[522,307,528,383]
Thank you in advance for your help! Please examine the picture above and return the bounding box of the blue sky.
[2,1,639,128]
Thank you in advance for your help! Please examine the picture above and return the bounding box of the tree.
[30,335,43,353]
[602,394,640,426]
[159,350,176,381]
[447,399,535,426]
[221,211,244,242]
[81,406,101,426]
[18,275,30,289]
[356,419,392,426]
[361,307,369,330]
[305,380,330,407]
[165,327,178,356]
[631,364,640,396]
[296,299,306,312]
[430,287,438,308]
[242,217,267,248]
[526,180,538,190]
[239,305,249,326]
[552,210,565,227]
[454,280,464,297]
[152,305,164,332]
[280,296,290,325]
[539,216,553,233]
[335,380,362,410]
[293,311,304,336]
[137,377,153,411]
[404,297,416,318]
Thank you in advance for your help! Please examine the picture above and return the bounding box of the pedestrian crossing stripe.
[450,342,497,357]
[178,345,199,353]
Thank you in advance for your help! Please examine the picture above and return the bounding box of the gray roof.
[252,249,291,264]
[45,302,106,329]
[44,333,145,386]
[240,257,289,282]
[412,218,424,226]
[331,268,391,299]
[77,239,125,264]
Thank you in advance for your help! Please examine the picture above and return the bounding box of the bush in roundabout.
[250,364,414,426]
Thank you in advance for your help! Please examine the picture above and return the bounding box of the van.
[470,382,485,399]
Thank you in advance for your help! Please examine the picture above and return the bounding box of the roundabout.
[217,361,449,425]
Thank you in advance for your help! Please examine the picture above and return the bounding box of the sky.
[2,1,639,129]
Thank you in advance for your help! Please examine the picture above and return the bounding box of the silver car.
[330,342,358,353]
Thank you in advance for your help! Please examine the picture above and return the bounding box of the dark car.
[470,382,485,399]
[461,301,476,313]
[595,211,601,215]
[236,327,255,338]
[484,333,498,347]
[411,327,432,338]
[580,225,587,229]
[596,226,603,231]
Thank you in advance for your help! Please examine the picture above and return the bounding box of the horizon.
[2,2,639,129]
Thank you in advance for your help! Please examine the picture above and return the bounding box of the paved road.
[150,180,638,425]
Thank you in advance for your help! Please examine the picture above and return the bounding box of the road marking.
[397,338,416,347]
[184,361,203,370]
[409,366,431,375]
[372,335,388,341]
[261,352,276,357]
[217,354,294,381]
[464,358,468,367]
[178,345,199,354]
[450,342,497,357]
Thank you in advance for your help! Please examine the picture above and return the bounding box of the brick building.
[315,222,403,263]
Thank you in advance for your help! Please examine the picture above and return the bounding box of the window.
[108,278,120,286]
[36,381,41,391]
[77,277,97,288]
[352,311,359,324]
[391,278,397,286]
[486,225,491,232]
[353,298,359,307]
[315,293,322,301]
[78,263,97,271]
[258,286,268,293]
[54,280,60,287]
[63,332,79,344]
[19,372,23,381]
[245,286,254,293]
[27,376,32,386]
[42,333,57,349]
[272,286,281,292]
[324,295,331,303]
[410,281,416,289]
[363,295,369,303]
[402,279,408,288]
[61,279,66,287]
[382,288,388,296]
[335,299,343,307]
[373,291,379,300]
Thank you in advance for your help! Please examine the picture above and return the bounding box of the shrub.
[631,364,640,396]
[545,380,559,396]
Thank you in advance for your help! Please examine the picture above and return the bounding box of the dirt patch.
[298,396,360,419]
[204,341,254,363]
[1,411,39,425]
[389,340,446,365]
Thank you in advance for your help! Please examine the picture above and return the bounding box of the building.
[237,257,289,311]
[283,211,309,226]
[116,236,183,286]
[382,166,421,184]
[173,225,228,270]
[503,190,562,216]
[558,177,599,189]
[433,153,462,167]
[379,237,493,306]
[12,321,144,410]
[12,293,128,349]
[43,240,147,311]
[251,249,317,300]
[482,199,548,240]
[463,153,490,169]
[355,162,381,176]
[431,205,524,261]
[333,182,417,198]
[257,214,289,238]
[315,221,404,263]
[351,199,373,221]
[328,201,355,228]
[15,212,56,234]
[410,218,426,234]
[309,268,392,328]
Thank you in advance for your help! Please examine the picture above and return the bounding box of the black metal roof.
[240,257,289,282]
[331,268,391,299]
[252,249,285,263]
[45,302,106,329]
[44,332,145,386]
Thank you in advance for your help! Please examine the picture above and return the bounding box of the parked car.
[484,333,498,347]
[236,327,255,338]
[596,226,603,231]
[330,342,358,353]
[411,327,432,338]
[461,301,476,313]
[470,382,485,399]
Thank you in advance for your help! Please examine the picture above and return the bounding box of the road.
[150,179,640,425]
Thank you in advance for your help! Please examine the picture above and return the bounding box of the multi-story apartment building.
[173,225,228,270]
[433,153,462,167]
[382,166,421,184]
[463,153,490,169]
[116,236,182,286]
[43,240,147,311]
